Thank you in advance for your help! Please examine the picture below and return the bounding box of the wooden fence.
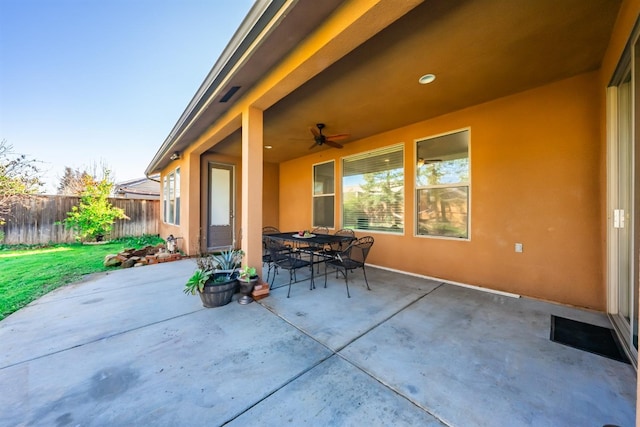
[1,195,160,245]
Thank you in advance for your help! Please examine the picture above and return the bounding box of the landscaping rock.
[121,258,136,268]
[103,254,121,267]
[104,244,181,270]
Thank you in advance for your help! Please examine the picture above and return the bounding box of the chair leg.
[268,264,282,290]
[344,269,350,298]
[265,263,271,283]
[362,266,371,291]
[287,269,294,298]
[324,262,328,288]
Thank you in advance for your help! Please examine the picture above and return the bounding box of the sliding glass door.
[609,30,640,366]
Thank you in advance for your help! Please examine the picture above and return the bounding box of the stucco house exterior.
[113,176,160,199]
[145,0,640,404]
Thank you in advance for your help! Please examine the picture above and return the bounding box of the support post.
[241,106,264,276]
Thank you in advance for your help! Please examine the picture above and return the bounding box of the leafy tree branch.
[0,139,43,225]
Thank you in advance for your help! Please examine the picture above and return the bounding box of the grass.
[0,235,165,320]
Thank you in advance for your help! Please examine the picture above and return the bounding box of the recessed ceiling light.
[264,145,272,149]
[419,74,436,84]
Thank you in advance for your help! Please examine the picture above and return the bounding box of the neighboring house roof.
[113,176,160,199]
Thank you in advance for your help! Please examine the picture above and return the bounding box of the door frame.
[607,18,640,368]
[206,161,236,252]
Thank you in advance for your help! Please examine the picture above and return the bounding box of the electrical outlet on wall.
[515,243,523,253]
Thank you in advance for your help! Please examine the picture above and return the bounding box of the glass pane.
[210,168,230,226]
[168,173,175,224]
[417,187,468,238]
[417,159,469,186]
[313,195,334,228]
[343,146,404,233]
[618,68,632,324]
[163,176,169,223]
[175,197,180,225]
[417,130,469,187]
[175,168,181,225]
[633,41,640,350]
[314,162,334,195]
[343,146,403,176]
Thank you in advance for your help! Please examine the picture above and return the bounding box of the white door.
[207,163,235,251]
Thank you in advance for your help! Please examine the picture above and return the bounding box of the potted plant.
[237,265,259,305]
[183,268,212,295]
[185,249,244,308]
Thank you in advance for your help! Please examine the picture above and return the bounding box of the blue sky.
[0,0,253,193]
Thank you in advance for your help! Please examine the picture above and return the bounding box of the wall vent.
[219,86,241,103]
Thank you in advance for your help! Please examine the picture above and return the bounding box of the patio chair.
[324,236,374,298]
[323,228,356,257]
[262,226,289,283]
[262,226,280,234]
[311,226,329,235]
[265,237,312,298]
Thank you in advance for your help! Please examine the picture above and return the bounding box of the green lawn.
[0,235,164,320]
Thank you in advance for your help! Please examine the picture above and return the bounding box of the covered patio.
[0,260,634,426]
[145,0,640,382]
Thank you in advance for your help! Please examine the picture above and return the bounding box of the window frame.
[341,143,405,234]
[163,167,180,225]
[414,128,471,240]
[312,160,335,229]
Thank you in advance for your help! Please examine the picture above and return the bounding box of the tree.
[0,140,43,225]
[62,169,128,241]
[57,166,91,195]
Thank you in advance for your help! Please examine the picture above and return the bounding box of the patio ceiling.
[208,0,620,163]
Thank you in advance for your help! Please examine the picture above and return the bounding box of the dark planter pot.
[198,273,238,308]
[237,276,259,305]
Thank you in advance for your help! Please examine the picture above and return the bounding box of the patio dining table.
[264,231,356,289]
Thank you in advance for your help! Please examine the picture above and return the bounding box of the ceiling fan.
[308,123,349,150]
[416,157,443,167]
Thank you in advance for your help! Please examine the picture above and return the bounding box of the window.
[313,161,334,228]
[342,145,404,233]
[163,167,180,225]
[416,130,469,238]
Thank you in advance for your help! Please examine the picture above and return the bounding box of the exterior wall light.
[170,151,180,160]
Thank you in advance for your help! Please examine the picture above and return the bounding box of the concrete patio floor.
[0,259,635,426]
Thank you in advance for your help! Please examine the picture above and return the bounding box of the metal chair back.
[262,226,280,234]
[325,236,374,297]
[311,226,329,235]
[328,228,356,253]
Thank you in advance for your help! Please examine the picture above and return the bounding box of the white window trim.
[312,160,335,229]
[163,167,180,225]
[341,143,405,235]
[413,127,471,241]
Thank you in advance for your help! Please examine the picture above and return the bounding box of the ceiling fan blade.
[309,142,319,150]
[309,127,320,137]
[326,133,350,142]
[324,139,343,149]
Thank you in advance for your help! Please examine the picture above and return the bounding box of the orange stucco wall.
[280,72,603,310]
[159,152,279,255]
[263,162,280,227]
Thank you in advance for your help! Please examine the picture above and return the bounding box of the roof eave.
[145,0,285,177]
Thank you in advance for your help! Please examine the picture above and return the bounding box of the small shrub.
[62,171,128,241]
